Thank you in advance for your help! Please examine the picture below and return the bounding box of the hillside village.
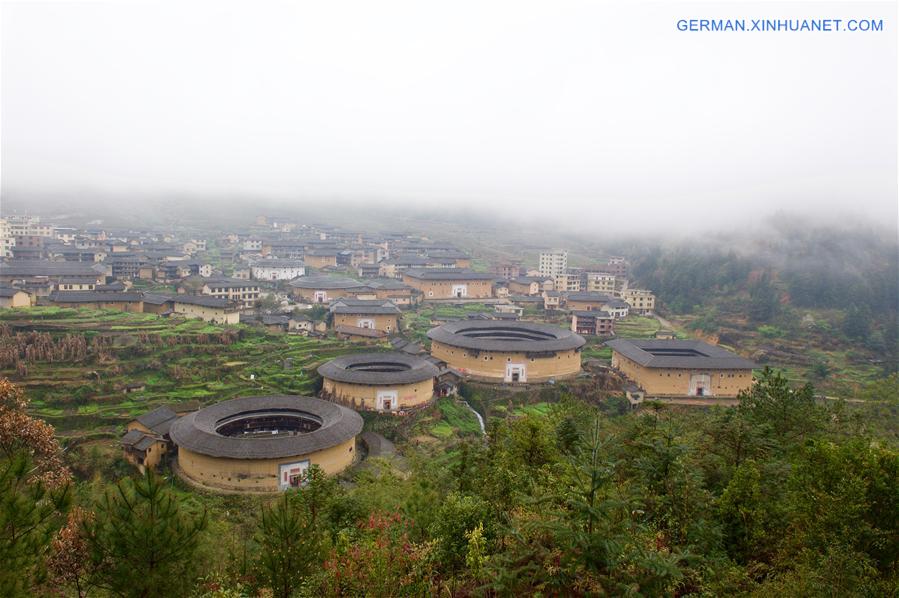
[0,211,896,596]
[1,211,773,475]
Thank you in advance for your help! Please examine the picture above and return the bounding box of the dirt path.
[654,313,676,330]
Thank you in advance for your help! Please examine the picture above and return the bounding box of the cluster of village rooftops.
[1,214,756,493]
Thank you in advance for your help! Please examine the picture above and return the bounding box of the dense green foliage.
[2,366,898,596]
[83,470,208,597]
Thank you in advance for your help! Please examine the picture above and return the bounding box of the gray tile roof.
[567,292,613,303]
[403,268,495,281]
[427,320,586,353]
[121,429,147,446]
[136,406,178,435]
[289,275,367,290]
[48,291,144,303]
[0,261,101,278]
[331,303,401,315]
[318,352,439,385]
[169,395,363,459]
[605,339,757,369]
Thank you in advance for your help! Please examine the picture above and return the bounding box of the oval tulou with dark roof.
[170,395,362,492]
[427,320,586,383]
[318,352,439,412]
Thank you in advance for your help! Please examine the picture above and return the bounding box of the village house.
[0,285,32,308]
[171,295,240,324]
[55,278,96,292]
[121,406,180,473]
[250,259,306,281]
[201,277,260,308]
[606,338,756,398]
[553,273,581,293]
[357,263,381,278]
[622,288,656,315]
[0,260,104,286]
[566,292,630,319]
[289,274,369,304]
[304,249,339,269]
[571,310,615,336]
[329,298,401,335]
[586,271,617,294]
[379,254,458,278]
[606,256,628,277]
[494,303,524,317]
[402,268,494,300]
[47,291,144,313]
[355,278,418,307]
[543,290,562,310]
[494,261,522,280]
[507,276,553,296]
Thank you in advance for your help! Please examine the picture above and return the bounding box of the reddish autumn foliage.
[0,377,71,488]
[318,512,434,596]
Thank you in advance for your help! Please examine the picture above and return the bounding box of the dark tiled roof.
[334,325,386,338]
[141,293,173,305]
[0,261,100,278]
[318,352,439,385]
[572,310,612,318]
[203,278,258,289]
[567,292,613,303]
[403,268,495,281]
[289,275,367,290]
[172,294,233,308]
[134,436,160,451]
[121,429,146,446]
[136,406,178,435]
[48,291,143,303]
[169,395,363,459]
[331,302,401,315]
[605,339,757,369]
[427,320,585,352]
[262,315,289,325]
[251,259,306,268]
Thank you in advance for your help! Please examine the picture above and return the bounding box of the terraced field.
[0,307,361,437]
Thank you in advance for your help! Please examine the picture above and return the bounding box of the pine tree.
[0,452,72,596]
[255,472,330,598]
[84,469,207,597]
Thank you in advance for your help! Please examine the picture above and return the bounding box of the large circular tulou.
[170,395,363,492]
[426,320,585,383]
[317,352,439,412]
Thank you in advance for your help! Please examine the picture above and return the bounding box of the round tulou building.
[427,320,586,383]
[318,352,439,412]
[170,395,363,492]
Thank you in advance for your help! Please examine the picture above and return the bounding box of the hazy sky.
[1,1,896,231]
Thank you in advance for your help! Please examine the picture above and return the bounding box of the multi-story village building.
[494,261,522,280]
[201,278,260,308]
[606,256,628,277]
[539,250,568,278]
[250,259,306,281]
[586,271,617,294]
[571,310,615,336]
[622,288,656,315]
[554,273,581,293]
